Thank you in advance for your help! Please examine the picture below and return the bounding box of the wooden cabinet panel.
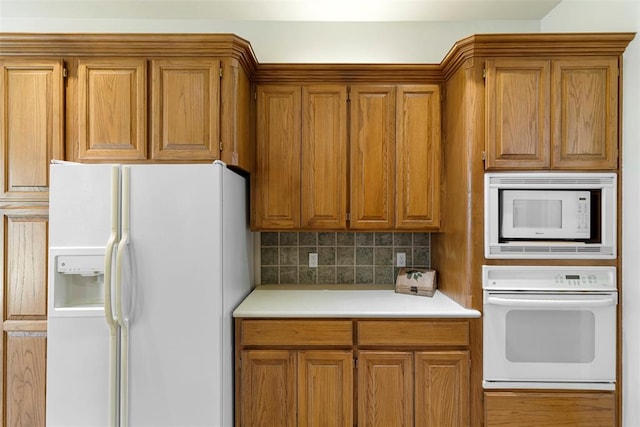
[1,207,48,319]
[298,351,353,427]
[552,57,618,169]
[240,350,296,427]
[241,319,353,346]
[301,85,347,229]
[486,57,620,170]
[358,351,413,427]
[395,85,441,229]
[151,59,221,160]
[415,351,469,427]
[350,85,396,230]
[0,59,64,200]
[357,320,469,347]
[484,391,615,427]
[254,85,301,229]
[237,319,471,427]
[485,59,551,169]
[4,331,46,427]
[76,58,147,160]
[253,83,442,231]
[220,58,254,172]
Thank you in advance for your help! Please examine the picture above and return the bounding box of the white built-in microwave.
[484,172,617,259]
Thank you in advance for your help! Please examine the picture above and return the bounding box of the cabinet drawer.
[240,319,353,346]
[484,391,615,426]
[357,320,469,346]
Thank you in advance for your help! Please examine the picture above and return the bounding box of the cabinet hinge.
[482,68,486,80]
[62,67,68,78]
[482,151,486,161]
[219,141,223,151]
[219,67,223,79]
[346,212,351,221]
[354,357,357,369]
[254,91,257,101]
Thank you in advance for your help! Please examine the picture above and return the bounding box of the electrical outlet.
[396,252,406,267]
[309,252,318,268]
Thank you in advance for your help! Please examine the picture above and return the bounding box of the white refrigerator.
[46,161,253,427]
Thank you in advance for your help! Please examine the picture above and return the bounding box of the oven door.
[483,291,617,390]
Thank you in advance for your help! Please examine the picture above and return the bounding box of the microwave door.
[500,190,590,240]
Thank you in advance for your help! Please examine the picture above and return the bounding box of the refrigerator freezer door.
[47,163,116,427]
[46,316,111,426]
[124,164,224,426]
[49,163,114,248]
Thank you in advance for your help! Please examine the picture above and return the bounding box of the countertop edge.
[233,288,481,319]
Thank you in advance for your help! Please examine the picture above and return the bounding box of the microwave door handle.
[485,295,617,308]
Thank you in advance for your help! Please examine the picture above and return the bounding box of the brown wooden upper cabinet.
[485,56,619,170]
[253,83,441,231]
[70,56,253,169]
[253,84,347,229]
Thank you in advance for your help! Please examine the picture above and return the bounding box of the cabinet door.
[358,351,413,427]
[298,351,353,427]
[75,58,147,160]
[253,85,301,229]
[0,59,64,200]
[301,85,347,229]
[551,57,619,169]
[4,330,47,427]
[395,85,441,230]
[485,59,551,169]
[415,351,469,427]
[0,206,49,426]
[240,350,296,427]
[350,86,395,229]
[151,59,221,160]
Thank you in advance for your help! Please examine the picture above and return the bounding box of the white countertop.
[233,286,481,318]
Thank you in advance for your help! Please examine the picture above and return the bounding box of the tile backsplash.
[259,232,430,285]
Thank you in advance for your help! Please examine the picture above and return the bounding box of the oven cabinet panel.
[484,391,616,427]
[485,57,620,171]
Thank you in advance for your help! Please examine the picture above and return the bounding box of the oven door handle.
[485,295,617,308]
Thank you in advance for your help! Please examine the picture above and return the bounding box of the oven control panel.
[555,273,599,287]
[482,265,616,291]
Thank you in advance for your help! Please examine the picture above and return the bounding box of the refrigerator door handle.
[104,165,120,427]
[115,166,131,427]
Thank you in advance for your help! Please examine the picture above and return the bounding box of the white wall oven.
[484,172,616,259]
[483,265,617,390]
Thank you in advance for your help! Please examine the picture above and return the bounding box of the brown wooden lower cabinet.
[358,350,469,427]
[239,349,353,427]
[484,391,616,427]
[235,318,471,427]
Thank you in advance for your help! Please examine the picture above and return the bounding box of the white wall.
[543,2,640,426]
[0,17,541,63]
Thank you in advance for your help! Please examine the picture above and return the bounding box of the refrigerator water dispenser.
[53,254,105,308]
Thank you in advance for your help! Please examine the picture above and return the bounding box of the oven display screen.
[565,274,580,280]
